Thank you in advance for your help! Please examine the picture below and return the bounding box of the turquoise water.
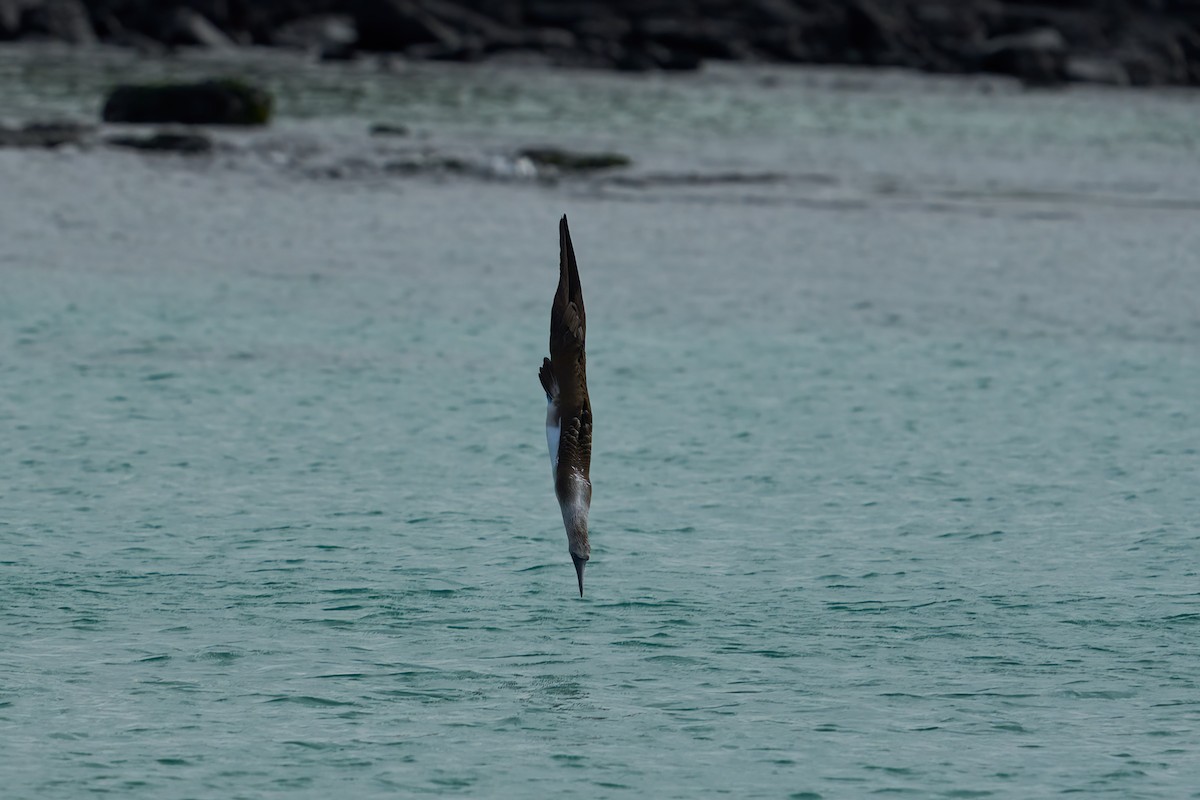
[3,47,1200,797]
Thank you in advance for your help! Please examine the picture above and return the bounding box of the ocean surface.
[2,46,1199,798]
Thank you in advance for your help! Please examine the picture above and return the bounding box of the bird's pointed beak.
[572,553,587,597]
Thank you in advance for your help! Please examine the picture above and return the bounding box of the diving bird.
[539,215,593,597]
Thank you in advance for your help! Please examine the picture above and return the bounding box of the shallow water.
[2,46,1200,798]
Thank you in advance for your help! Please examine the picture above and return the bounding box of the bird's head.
[559,481,591,597]
[571,550,588,598]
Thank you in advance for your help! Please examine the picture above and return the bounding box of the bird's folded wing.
[550,215,588,409]
[556,404,592,482]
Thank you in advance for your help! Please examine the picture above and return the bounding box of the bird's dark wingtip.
[559,216,572,262]
[558,215,582,310]
[571,552,586,597]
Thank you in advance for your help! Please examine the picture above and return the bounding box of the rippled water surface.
[2,46,1200,798]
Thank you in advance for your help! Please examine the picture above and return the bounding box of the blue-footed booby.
[539,215,593,597]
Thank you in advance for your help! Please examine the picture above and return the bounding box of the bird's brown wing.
[556,402,593,489]
[548,215,588,412]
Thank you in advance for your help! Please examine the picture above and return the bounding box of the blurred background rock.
[0,0,1197,87]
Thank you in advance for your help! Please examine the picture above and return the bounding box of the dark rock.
[1118,47,1166,86]
[1,0,1199,89]
[842,1,897,65]
[369,122,410,136]
[273,14,356,50]
[102,79,273,126]
[106,130,214,153]
[319,40,359,61]
[525,1,614,29]
[606,170,787,188]
[501,26,576,53]
[519,146,631,171]
[424,0,516,42]
[615,38,702,72]
[163,8,235,48]
[549,39,627,69]
[405,33,484,61]
[454,0,517,27]
[752,25,809,63]
[353,0,464,52]
[83,5,164,52]
[636,18,749,61]
[742,0,806,27]
[1115,17,1193,86]
[484,48,554,66]
[839,0,956,70]
[0,0,21,39]
[975,27,1069,86]
[653,47,703,71]
[909,1,988,60]
[110,28,170,55]
[356,0,575,59]
[992,5,1106,52]
[24,0,96,44]
[612,46,656,72]
[571,14,632,42]
[1066,55,1130,85]
[383,154,469,175]
[0,120,92,148]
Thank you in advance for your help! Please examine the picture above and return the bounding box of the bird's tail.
[539,357,557,401]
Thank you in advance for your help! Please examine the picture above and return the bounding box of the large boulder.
[102,79,273,126]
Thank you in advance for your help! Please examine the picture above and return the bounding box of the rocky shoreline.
[0,115,642,184]
[1,1,1198,88]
